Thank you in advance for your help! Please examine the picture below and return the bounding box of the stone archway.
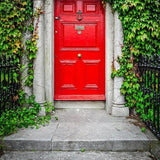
[33,0,129,116]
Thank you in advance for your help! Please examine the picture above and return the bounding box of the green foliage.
[55,116,58,121]
[0,0,40,87]
[141,127,146,133]
[44,102,55,115]
[0,0,53,137]
[103,0,160,123]
[0,92,53,136]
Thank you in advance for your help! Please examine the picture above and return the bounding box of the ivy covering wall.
[102,0,160,120]
[0,0,52,136]
[0,0,159,136]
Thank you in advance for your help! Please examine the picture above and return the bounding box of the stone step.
[2,110,158,152]
[55,101,105,109]
[3,138,154,152]
[0,151,155,160]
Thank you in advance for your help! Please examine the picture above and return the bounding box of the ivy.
[0,0,53,137]
[0,94,50,136]
[103,0,160,121]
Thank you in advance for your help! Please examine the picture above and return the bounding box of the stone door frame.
[33,0,129,116]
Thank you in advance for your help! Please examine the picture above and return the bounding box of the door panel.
[59,60,77,90]
[63,23,97,47]
[55,0,105,100]
[83,59,100,90]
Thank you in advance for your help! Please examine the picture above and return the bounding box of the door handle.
[77,53,82,58]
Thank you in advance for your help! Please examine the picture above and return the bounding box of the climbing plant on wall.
[0,0,53,136]
[102,0,160,120]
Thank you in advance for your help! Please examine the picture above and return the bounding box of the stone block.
[112,105,129,117]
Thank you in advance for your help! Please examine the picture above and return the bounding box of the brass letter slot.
[75,26,85,30]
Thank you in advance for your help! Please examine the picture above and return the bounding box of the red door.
[54,0,105,100]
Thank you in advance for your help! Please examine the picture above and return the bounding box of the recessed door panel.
[63,23,97,47]
[83,59,100,90]
[59,60,77,90]
[55,0,105,100]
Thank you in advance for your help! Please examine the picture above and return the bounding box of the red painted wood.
[54,0,105,100]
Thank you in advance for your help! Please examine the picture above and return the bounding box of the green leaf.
[55,116,58,121]
[127,63,133,69]
[141,127,146,133]
[81,148,85,152]
[122,4,129,12]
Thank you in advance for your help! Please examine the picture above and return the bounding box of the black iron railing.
[138,54,160,140]
[0,54,20,115]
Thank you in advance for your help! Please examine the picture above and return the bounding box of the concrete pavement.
[1,109,159,159]
[0,151,154,160]
[3,109,157,151]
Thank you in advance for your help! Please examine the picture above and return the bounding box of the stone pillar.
[112,11,129,117]
[105,3,114,114]
[44,0,54,103]
[33,0,46,116]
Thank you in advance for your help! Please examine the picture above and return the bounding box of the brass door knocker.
[77,10,83,21]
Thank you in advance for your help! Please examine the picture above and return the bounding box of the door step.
[55,101,105,109]
[0,151,155,160]
[3,110,158,152]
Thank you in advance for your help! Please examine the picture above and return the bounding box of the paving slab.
[51,109,157,151]
[3,109,158,151]
[0,151,154,160]
[3,119,58,151]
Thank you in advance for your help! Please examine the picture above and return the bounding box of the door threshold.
[54,101,105,109]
